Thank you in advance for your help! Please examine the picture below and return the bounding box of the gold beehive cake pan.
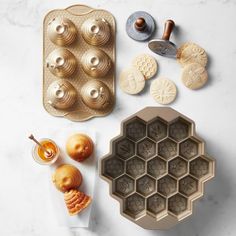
[100,107,215,230]
[43,4,115,121]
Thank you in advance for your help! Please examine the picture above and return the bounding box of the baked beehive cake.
[43,4,115,121]
[100,107,215,229]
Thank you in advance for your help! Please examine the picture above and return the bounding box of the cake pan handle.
[66,4,94,16]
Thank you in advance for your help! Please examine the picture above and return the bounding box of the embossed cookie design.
[150,77,177,104]
[177,43,208,67]
[181,63,208,89]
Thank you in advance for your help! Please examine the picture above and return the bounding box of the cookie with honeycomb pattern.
[132,54,158,79]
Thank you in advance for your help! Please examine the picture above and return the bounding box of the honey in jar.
[32,138,59,165]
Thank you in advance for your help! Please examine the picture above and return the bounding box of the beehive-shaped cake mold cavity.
[47,79,77,109]
[43,5,116,121]
[80,80,112,110]
[100,107,215,229]
[46,49,77,78]
[81,48,112,78]
[47,17,77,46]
[81,18,111,46]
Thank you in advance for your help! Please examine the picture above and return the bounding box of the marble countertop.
[0,0,236,235]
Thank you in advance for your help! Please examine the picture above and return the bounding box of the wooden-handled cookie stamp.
[126,11,155,41]
[148,19,177,57]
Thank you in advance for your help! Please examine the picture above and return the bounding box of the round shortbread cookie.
[176,42,195,59]
[181,63,208,89]
[178,43,208,67]
[132,54,158,79]
[119,67,145,94]
[150,77,177,105]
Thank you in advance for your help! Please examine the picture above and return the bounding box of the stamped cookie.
[150,77,177,104]
[119,67,145,94]
[178,43,208,67]
[181,63,208,89]
[176,42,195,59]
[132,54,158,79]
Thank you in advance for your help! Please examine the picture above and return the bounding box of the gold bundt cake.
[52,164,82,192]
[66,133,94,162]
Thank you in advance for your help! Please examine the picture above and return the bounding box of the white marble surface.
[0,0,236,235]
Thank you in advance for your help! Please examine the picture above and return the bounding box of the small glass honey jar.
[29,135,59,165]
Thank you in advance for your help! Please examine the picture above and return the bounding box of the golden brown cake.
[64,189,92,215]
[66,134,94,162]
[52,164,82,192]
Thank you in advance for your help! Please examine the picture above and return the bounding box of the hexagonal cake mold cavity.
[137,138,156,160]
[114,137,135,160]
[147,156,167,178]
[136,175,156,197]
[147,193,166,216]
[169,117,191,142]
[168,156,188,178]
[46,48,77,78]
[158,138,177,159]
[179,175,198,197]
[180,138,201,160]
[190,155,213,180]
[81,48,112,78]
[43,5,115,121]
[148,117,168,142]
[124,193,146,219]
[168,194,188,216]
[102,156,125,180]
[126,156,145,179]
[113,175,135,197]
[100,107,215,229]
[158,175,177,197]
[125,117,146,141]
[47,17,77,46]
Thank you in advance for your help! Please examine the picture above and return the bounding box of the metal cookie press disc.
[148,19,177,58]
[148,39,177,57]
[126,11,155,41]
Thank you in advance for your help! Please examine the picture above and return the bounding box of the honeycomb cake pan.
[43,4,116,121]
[100,107,215,230]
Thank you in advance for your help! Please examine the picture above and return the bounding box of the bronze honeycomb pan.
[43,4,115,121]
[100,107,215,230]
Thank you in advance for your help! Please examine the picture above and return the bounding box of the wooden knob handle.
[162,20,175,40]
[135,17,146,31]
